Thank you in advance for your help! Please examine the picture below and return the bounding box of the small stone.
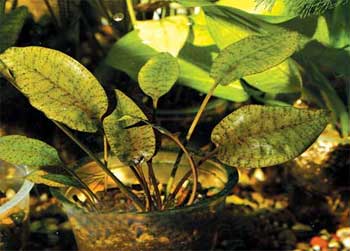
[328,239,340,249]
[39,193,48,202]
[6,189,16,199]
[137,233,154,242]
[342,237,350,248]
[310,236,328,249]
[336,227,350,248]
[159,236,170,244]
[312,245,321,251]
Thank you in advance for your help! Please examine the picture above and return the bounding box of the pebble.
[310,236,328,249]
[336,228,350,248]
[6,189,16,199]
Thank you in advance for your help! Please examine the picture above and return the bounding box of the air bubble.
[113,13,124,22]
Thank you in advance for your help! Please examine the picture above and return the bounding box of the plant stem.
[166,82,219,195]
[128,164,152,210]
[134,118,198,205]
[186,82,220,141]
[43,0,60,29]
[103,135,108,193]
[0,0,5,20]
[164,148,218,208]
[97,0,111,21]
[126,0,137,28]
[147,160,162,209]
[135,163,154,211]
[53,121,145,211]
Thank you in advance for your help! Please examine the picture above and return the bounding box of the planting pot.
[62,151,238,251]
[0,161,33,251]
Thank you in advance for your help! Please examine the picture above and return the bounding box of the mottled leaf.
[0,7,28,52]
[26,170,82,188]
[0,135,62,166]
[103,90,156,164]
[138,52,179,107]
[210,31,299,85]
[211,105,329,168]
[0,47,108,132]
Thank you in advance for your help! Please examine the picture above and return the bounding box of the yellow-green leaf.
[0,46,108,132]
[103,90,156,164]
[135,16,189,57]
[211,105,329,168]
[210,31,299,85]
[0,135,62,166]
[138,52,179,107]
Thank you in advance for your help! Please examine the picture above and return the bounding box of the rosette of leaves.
[0,29,329,212]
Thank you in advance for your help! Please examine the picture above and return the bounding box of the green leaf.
[211,105,329,168]
[242,59,302,94]
[327,2,350,48]
[103,90,156,164]
[304,62,349,137]
[175,0,215,7]
[0,6,28,52]
[135,16,189,57]
[0,47,108,132]
[0,0,5,20]
[138,52,179,107]
[26,170,82,188]
[0,135,62,166]
[50,188,75,206]
[203,5,269,49]
[210,31,299,85]
[188,10,215,47]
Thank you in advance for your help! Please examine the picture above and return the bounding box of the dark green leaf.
[0,7,28,52]
[211,105,329,168]
[0,135,62,167]
[50,188,75,206]
[26,170,82,188]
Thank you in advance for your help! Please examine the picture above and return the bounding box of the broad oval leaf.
[136,16,189,57]
[0,47,108,132]
[103,90,156,164]
[211,105,329,168]
[0,135,62,166]
[138,52,179,107]
[210,31,299,85]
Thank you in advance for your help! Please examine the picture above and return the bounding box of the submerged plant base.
[0,209,29,251]
[63,151,237,251]
[0,162,32,251]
